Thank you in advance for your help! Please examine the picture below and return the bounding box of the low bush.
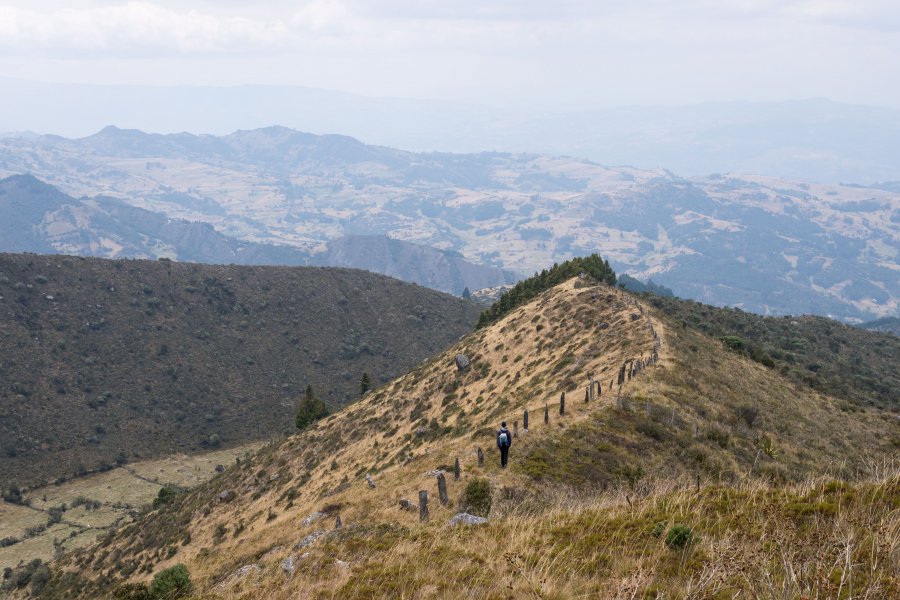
[148,564,191,599]
[462,477,492,517]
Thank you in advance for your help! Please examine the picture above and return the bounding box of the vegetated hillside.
[30,277,898,599]
[310,235,517,296]
[0,174,310,265]
[0,175,516,297]
[860,315,900,336]
[1,126,897,320]
[0,253,480,489]
[646,294,900,411]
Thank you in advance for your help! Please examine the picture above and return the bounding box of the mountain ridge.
[2,128,895,321]
[24,275,898,598]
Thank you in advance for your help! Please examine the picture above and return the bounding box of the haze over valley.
[1,2,898,599]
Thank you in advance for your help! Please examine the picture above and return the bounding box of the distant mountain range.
[0,127,897,321]
[0,175,514,295]
[3,78,900,183]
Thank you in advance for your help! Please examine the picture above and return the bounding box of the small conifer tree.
[295,385,328,430]
[359,372,371,395]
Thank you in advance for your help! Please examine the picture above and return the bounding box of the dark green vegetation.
[148,564,191,599]
[0,253,480,488]
[476,254,616,328]
[860,315,900,336]
[617,274,673,297]
[295,385,329,431]
[461,478,492,517]
[647,295,900,410]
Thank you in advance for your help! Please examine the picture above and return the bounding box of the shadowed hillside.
[24,275,898,599]
[645,294,900,411]
[0,253,480,488]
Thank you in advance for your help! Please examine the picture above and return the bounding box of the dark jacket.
[496,427,512,448]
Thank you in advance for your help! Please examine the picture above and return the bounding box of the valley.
[0,442,263,572]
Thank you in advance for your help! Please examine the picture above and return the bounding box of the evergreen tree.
[476,254,616,328]
[295,385,328,430]
[359,372,372,395]
[462,287,472,300]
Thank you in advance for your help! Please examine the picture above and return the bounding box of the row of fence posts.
[418,299,664,522]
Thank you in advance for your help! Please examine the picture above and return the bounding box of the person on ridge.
[497,421,512,468]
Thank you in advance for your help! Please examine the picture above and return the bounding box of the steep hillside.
[0,253,480,488]
[646,294,900,410]
[28,277,898,599]
[0,127,897,320]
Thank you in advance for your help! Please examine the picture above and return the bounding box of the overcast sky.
[0,0,898,110]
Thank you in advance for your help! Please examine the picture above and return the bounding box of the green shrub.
[720,335,745,351]
[149,564,191,599]
[664,523,694,550]
[152,485,181,509]
[462,477,492,517]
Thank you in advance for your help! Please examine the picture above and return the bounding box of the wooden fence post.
[477,447,484,466]
[544,403,549,425]
[419,490,429,522]
[454,457,461,480]
[559,391,566,416]
[437,473,449,506]
[523,408,529,431]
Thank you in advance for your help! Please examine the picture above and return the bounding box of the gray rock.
[280,555,297,577]
[335,559,350,570]
[294,530,326,550]
[448,512,489,526]
[365,473,376,488]
[217,490,237,503]
[301,511,325,526]
[399,498,415,511]
[234,564,260,579]
[455,354,470,371]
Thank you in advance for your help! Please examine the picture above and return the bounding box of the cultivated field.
[0,442,263,571]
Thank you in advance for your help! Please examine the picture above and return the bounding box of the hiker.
[497,421,512,468]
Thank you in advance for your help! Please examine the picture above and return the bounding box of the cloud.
[0,2,292,55]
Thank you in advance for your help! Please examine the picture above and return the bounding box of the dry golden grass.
[185,468,900,599]
[34,279,899,599]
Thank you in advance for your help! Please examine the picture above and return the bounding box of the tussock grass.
[31,279,899,599]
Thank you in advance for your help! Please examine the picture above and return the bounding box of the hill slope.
[29,277,898,599]
[0,253,480,488]
[0,175,515,296]
[1,126,897,320]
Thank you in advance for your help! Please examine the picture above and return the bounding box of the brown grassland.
[19,278,900,599]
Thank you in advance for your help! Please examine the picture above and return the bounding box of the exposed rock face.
[455,354,471,371]
[235,565,260,579]
[449,513,489,526]
[280,555,297,577]
[301,512,325,526]
[294,530,326,550]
